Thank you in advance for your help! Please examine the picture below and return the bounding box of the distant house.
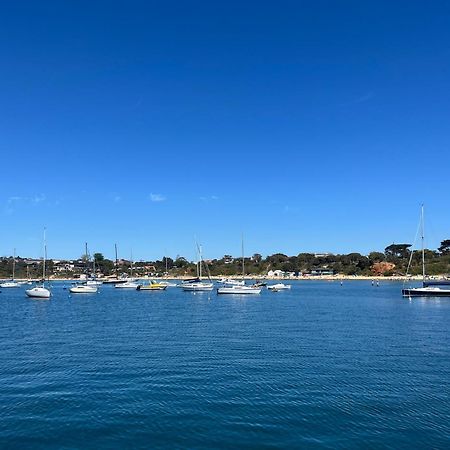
[223,255,234,264]
[268,269,285,278]
[310,268,334,276]
[53,260,75,272]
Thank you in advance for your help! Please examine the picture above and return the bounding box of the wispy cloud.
[149,193,166,202]
[31,194,46,204]
[200,195,219,202]
[354,92,374,104]
[341,92,375,107]
[3,194,48,215]
[113,195,122,203]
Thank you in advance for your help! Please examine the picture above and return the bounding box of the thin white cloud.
[354,92,374,104]
[31,194,46,204]
[3,194,48,215]
[149,193,166,202]
[200,195,219,202]
[341,92,375,107]
[113,195,122,203]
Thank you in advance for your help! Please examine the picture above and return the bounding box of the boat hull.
[217,287,261,294]
[137,285,167,291]
[70,285,98,293]
[183,283,214,291]
[115,282,140,289]
[26,287,51,298]
[402,288,450,297]
[0,282,20,288]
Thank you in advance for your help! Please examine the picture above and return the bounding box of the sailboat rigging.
[402,205,450,297]
[26,229,51,298]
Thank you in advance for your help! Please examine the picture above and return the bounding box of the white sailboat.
[183,244,214,291]
[70,243,98,294]
[0,249,20,288]
[267,283,291,291]
[70,284,99,294]
[26,230,51,299]
[115,251,139,288]
[217,238,261,295]
[218,278,245,286]
[86,254,103,286]
[402,205,450,297]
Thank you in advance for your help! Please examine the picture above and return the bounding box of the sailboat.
[182,244,214,291]
[70,243,98,294]
[0,249,20,288]
[102,244,128,284]
[86,253,103,286]
[217,237,261,295]
[402,205,450,297]
[26,230,51,299]
[115,250,139,288]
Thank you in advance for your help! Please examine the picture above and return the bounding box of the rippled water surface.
[0,281,449,448]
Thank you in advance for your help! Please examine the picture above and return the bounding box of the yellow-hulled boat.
[136,280,167,291]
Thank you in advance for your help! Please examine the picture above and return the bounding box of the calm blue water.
[0,281,449,449]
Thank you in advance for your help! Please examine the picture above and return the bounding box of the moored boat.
[26,230,50,299]
[267,283,291,290]
[26,286,51,299]
[137,280,167,290]
[1,249,20,288]
[70,284,98,294]
[217,285,261,294]
[402,205,450,298]
[217,236,261,295]
[402,286,450,297]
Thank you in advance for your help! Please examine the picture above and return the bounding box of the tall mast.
[421,204,425,281]
[115,243,118,277]
[85,242,89,276]
[241,233,245,280]
[43,228,47,283]
[130,249,133,278]
[12,248,16,280]
[199,245,202,278]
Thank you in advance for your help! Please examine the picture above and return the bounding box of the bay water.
[0,281,449,448]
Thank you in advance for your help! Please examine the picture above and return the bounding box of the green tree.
[369,251,385,262]
[438,239,450,255]
[385,244,411,260]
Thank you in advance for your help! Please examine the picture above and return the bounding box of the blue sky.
[1,1,449,261]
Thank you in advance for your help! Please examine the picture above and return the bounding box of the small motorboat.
[217,285,261,295]
[267,283,291,290]
[218,278,245,286]
[183,282,214,291]
[0,280,21,288]
[115,281,140,289]
[137,281,167,291]
[157,281,177,287]
[86,279,103,286]
[70,284,98,294]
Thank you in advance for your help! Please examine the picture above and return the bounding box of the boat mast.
[421,204,425,281]
[42,228,47,285]
[241,234,245,280]
[12,248,16,280]
[130,249,134,279]
[199,245,202,279]
[85,242,89,277]
[115,243,118,278]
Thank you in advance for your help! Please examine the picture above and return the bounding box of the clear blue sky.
[1,1,449,261]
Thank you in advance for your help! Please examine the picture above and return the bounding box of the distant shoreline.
[3,275,436,282]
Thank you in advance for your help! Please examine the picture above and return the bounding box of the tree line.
[1,240,449,278]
